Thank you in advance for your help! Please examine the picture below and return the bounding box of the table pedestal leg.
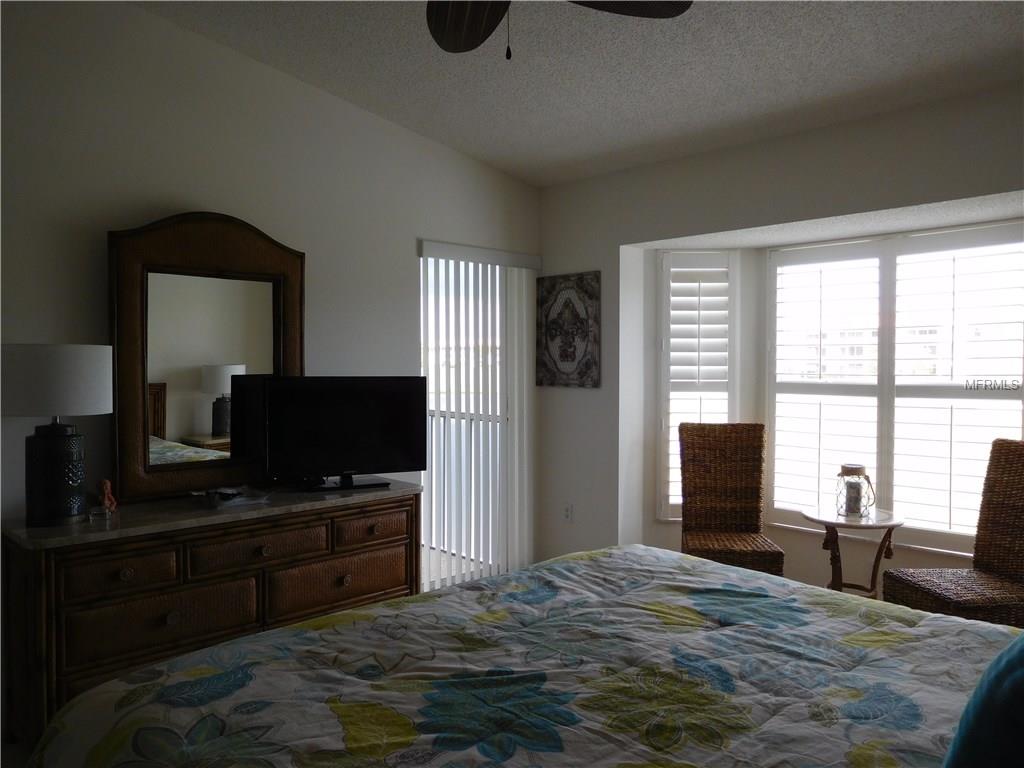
[823,526,842,591]
[820,526,897,598]
[865,528,896,599]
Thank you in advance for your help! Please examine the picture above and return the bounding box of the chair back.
[678,422,765,532]
[974,438,1024,583]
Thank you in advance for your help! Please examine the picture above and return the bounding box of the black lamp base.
[212,395,231,437]
[25,420,86,527]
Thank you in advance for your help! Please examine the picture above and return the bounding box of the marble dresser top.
[3,479,423,550]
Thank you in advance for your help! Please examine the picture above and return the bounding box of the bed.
[148,435,231,465]
[31,545,1018,767]
[146,384,230,465]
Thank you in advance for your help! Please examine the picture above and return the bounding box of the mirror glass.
[146,273,273,466]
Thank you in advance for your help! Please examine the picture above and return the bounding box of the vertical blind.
[419,253,533,591]
[659,253,732,519]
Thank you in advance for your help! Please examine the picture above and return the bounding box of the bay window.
[767,221,1023,535]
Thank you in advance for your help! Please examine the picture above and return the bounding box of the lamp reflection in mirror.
[201,363,246,437]
[1,344,113,526]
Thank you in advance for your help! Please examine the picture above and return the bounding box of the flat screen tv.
[239,376,427,489]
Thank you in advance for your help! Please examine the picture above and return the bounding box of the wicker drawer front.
[63,578,257,669]
[188,524,329,578]
[335,508,410,548]
[267,546,408,621]
[60,548,178,602]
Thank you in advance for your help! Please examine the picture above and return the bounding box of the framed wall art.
[536,270,600,387]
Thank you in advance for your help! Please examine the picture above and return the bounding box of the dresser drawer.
[187,524,330,578]
[60,548,179,602]
[335,507,410,548]
[267,545,409,622]
[63,577,258,669]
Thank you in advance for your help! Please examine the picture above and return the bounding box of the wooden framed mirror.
[111,212,304,501]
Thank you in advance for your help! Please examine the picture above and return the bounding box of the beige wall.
[0,2,539,519]
[537,83,1024,586]
[147,274,273,441]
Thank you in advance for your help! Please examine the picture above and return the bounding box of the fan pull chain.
[505,4,512,60]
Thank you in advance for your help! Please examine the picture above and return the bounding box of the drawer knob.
[370,523,381,536]
[119,566,136,583]
[258,544,272,558]
[165,610,181,627]
[340,574,353,588]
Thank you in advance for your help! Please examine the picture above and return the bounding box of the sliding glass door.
[419,253,533,590]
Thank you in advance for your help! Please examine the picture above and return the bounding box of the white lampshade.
[201,364,247,396]
[2,344,113,417]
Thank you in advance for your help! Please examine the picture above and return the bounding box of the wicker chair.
[678,422,784,576]
[883,438,1024,628]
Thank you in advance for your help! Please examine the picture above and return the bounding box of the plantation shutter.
[891,240,1024,532]
[658,252,733,519]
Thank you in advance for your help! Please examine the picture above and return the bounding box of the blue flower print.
[116,712,285,767]
[417,668,580,762]
[688,584,811,629]
[671,647,735,693]
[498,575,560,606]
[737,657,830,699]
[841,684,923,731]
[154,663,258,708]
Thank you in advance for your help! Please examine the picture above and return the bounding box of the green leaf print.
[801,591,922,628]
[846,741,900,768]
[842,628,916,648]
[639,602,707,629]
[83,716,149,768]
[369,678,435,694]
[579,666,754,752]
[808,701,839,727]
[472,608,510,624]
[327,699,418,760]
[447,629,500,651]
[293,750,384,768]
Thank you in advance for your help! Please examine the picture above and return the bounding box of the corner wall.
[536,83,1024,562]
[0,2,540,520]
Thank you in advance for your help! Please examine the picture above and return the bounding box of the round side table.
[799,508,903,598]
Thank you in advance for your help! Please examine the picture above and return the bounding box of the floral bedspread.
[148,436,230,465]
[33,545,1018,768]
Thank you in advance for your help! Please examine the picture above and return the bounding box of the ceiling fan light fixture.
[426,0,512,53]
[426,0,694,57]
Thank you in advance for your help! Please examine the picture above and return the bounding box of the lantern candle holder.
[837,464,875,517]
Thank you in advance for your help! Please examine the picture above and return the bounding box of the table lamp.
[201,363,246,437]
[2,344,113,527]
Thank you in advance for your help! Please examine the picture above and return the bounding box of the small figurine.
[101,479,117,514]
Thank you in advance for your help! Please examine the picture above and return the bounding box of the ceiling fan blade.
[426,1,512,53]
[569,1,693,19]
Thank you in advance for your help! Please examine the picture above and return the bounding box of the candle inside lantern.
[845,479,862,516]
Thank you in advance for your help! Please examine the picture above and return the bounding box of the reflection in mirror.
[146,273,273,466]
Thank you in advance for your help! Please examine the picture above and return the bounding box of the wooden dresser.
[2,481,421,746]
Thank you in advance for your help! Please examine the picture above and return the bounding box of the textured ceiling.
[146,1,1024,187]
